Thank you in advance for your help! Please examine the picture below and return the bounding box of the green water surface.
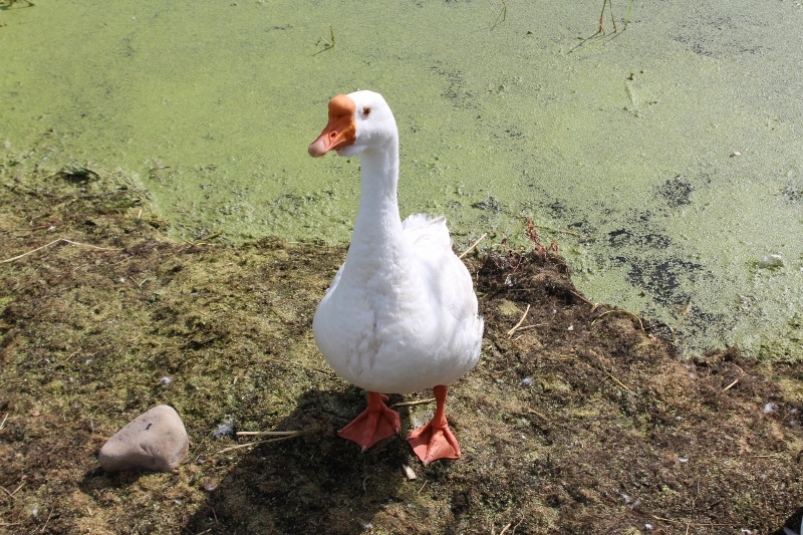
[1,0,802,358]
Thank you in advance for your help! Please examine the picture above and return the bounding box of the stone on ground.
[99,405,189,472]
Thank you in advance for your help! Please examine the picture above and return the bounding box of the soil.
[1,166,803,534]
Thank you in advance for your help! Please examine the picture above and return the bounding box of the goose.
[308,90,483,465]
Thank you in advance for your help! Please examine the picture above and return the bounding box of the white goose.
[308,90,483,465]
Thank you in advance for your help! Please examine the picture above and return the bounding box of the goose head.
[308,90,397,158]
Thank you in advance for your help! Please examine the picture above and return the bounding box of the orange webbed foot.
[407,421,461,466]
[406,385,462,465]
[338,392,401,452]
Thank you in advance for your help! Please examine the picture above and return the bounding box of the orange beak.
[308,94,357,157]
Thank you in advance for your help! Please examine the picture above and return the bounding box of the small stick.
[603,370,633,393]
[491,0,507,30]
[215,434,300,454]
[264,357,332,375]
[598,0,608,34]
[1,238,120,264]
[391,398,435,409]
[510,323,546,333]
[622,0,634,31]
[417,480,428,495]
[722,366,745,393]
[40,507,54,532]
[721,377,740,393]
[568,289,595,307]
[10,481,25,496]
[459,233,488,259]
[235,430,301,437]
[675,299,692,331]
[592,308,645,332]
[650,515,736,527]
[507,304,531,336]
[498,522,513,535]
[526,407,549,421]
[1,480,26,500]
[0,412,7,431]
[62,349,81,363]
[609,0,617,32]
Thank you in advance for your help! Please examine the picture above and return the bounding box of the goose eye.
[363,106,372,117]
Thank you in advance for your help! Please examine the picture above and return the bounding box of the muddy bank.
[1,168,803,534]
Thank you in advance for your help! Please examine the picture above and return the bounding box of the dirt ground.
[2,166,803,535]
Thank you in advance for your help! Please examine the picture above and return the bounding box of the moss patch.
[1,166,802,534]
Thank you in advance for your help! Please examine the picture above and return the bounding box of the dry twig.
[1,238,120,264]
[650,515,736,527]
[215,434,301,455]
[507,304,531,336]
[722,364,746,393]
[592,308,645,332]
[568,289,595,307]
[235,430,301,437]
[459,232,488,259]
[40,506,55,532]
[391,398,435,409]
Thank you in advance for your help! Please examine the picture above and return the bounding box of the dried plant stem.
[722,365,745,393]
[391,398,435,409]
[602,370,633,393]
[235,430,301,437]
[459,233,488,259]
[497,522,513,535]
[650,515,736,527]
[215,433,302,455]
[507,304,531,336]
[1,238,119,264]
[592,308,645,332]
[569,289,595,307]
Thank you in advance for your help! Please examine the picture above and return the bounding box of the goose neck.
[351,142,402,249]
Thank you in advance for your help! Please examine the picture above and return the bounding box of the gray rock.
[99,405,189,472]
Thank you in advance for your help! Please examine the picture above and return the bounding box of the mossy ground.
[1,166,803,535]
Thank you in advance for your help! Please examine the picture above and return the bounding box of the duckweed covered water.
[1,0,802,357]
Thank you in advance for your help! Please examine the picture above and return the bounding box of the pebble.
[99,405,189,472]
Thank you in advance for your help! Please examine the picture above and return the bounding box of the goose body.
[308,90,483,464]
[313,212,482,394]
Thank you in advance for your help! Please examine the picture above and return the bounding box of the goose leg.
[338,391,401,451]
[407,385,461,465]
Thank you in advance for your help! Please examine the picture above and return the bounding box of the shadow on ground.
[183,388,417,534]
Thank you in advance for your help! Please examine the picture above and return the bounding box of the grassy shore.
[1,165,802,534]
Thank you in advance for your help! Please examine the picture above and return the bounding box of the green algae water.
[1,0,802,358]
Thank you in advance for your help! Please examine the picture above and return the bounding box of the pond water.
[2,0,802,358]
